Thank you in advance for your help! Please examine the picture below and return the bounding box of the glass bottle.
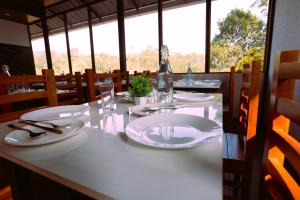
[186,62,193,85]
[1,65,15,93]
[157,45,173,103]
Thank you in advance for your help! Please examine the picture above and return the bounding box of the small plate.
[173,93,214,102]
[125,113,222,149]
[21,105,89,121]
[5,119,84,146]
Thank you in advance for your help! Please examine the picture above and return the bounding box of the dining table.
[0,93,223,200]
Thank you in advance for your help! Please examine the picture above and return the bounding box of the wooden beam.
[0,0,44,18]
[130,0,139,12]
[88,6,96,72]
[64,14,73,74]
[205,0,211,73]
[41,17,53,70]
[80,0,102,20]
[117,0,126,72]
[158,0,163,62]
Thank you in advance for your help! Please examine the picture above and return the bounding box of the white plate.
[116,91,130,96]
[5,119,84,146]
[125,113,222,149]
[173,93,214,102]
[21,105,89,121]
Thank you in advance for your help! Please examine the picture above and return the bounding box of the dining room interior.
[0,0,299,200]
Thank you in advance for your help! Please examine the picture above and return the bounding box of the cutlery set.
[7,120,69,138]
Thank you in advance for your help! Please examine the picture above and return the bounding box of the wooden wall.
[0,43,35,75]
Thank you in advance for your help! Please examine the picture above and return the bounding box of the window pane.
[210,0,269,72]
[31,38,47,75]
[125,12,159,74]
[163,3,206,73]
[69,27,92,74]
[49,33,69,75]
[93,21,120,73]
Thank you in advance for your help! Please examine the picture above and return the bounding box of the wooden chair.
[85,69,121,102]
[0,69,58,123]
[223,60,261,199]
[261,50,300,199]
[55,72,83,105]
[134,70,150,77]
[114,70,129,91]
[223,66,236,132]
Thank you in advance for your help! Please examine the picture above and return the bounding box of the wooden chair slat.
[276,98,300,126]
[0,91,48,104]
[265,158,299,199]
[278,62,300,80]
[58,99,80,106]
[271,128,300,178]
[0,75,45,84]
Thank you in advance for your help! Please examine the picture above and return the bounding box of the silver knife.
[19,120,63,134]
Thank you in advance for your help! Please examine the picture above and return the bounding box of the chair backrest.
[55,72,83,105]
[263,50,300,199]
[238,60,261,155]
[0,69,57,122]
[85,69,121,102]
[114,70,129,91]
[134,70,150,77]
[229,66,236,118]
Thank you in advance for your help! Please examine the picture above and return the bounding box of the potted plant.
[128,73,152,105]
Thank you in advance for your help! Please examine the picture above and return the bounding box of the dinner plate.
[116,91,130,97]
[5,119,84,146]
[125,113,222,149]
[173,92,214,102]
[21,105,89,121]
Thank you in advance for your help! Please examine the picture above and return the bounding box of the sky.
[32,0,266,56]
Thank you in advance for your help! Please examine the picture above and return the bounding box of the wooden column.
[249,0,277,199]
[205,0,211,73]
[64,14,73,75]
[41,17,52,70]
[88,6,96,72]
[117,0,126,72]
[158,0,163,62]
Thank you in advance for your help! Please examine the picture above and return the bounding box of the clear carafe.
[157,45,173,104]
[1,65,15,93]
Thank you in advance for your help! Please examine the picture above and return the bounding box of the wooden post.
[41,17,52,70]
[64,14,73,75]
[117,0,126,72]
[205,0,211,73]
[85,69,95,102]
[42,69,57,106]
[88,6,96,72]
[75,72,83,104]
[158,0,163,62]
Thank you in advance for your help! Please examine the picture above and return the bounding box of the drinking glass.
[150,78,158,104]
[98,78,115,113]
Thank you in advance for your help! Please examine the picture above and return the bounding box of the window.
[31,38,47,75]
[125,12,159,74]
[163,3,206,73]
[210,0,269,72]
[93,21,120,73]
[49,32,69,75]
[69,27,92,74]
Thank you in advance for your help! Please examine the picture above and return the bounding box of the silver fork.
[7,124,46,138]
[25,120,70,128]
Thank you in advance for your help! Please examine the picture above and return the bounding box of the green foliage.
[210,41,243,72]
[236,47,264,71]
[211,8,266,72]
[213,9,266,52]
[128,74,152,98]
